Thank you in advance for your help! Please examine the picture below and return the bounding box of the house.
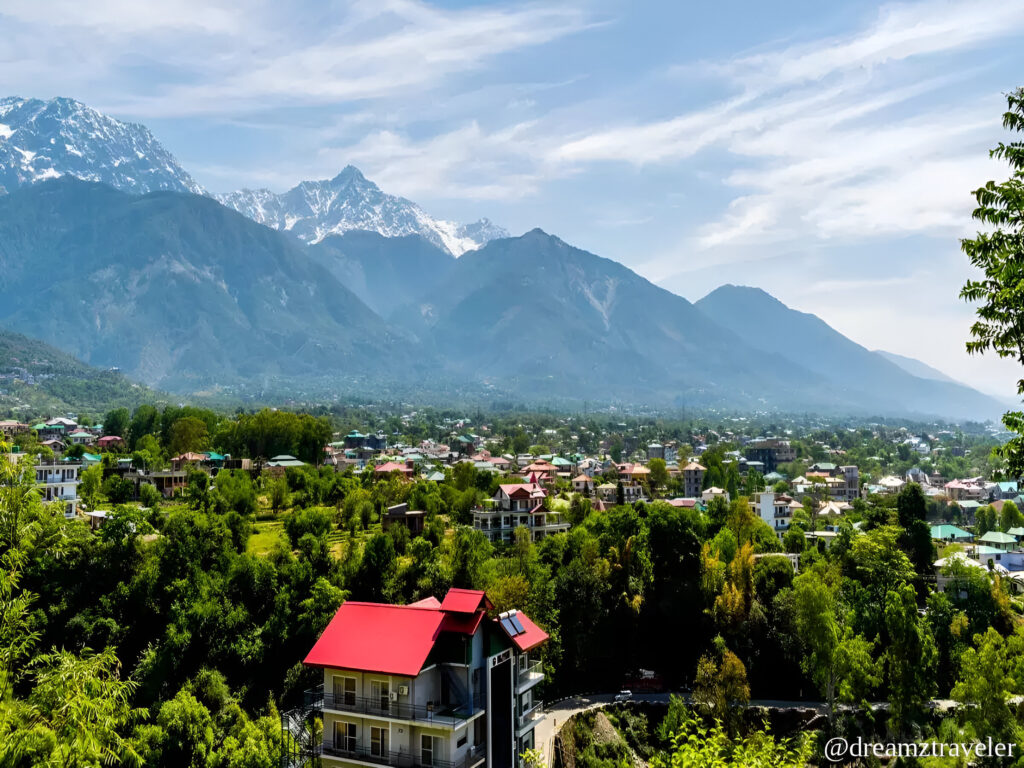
[930,524,973,543]
[34,457,80,517]
[297,588,548,768]
[804,530,839,551]
[978,531,1017,552]
[473,483,568,543]
[80,452,102,468]
[97,435,124,450]
[681,462,706,498]
[701,486,729,504]
[934,551,987,592]
[743,439,795,474]
[757,492,802,540]
[647,443,665,461]
[375,461,415,480]
[595,481,642,505]
[0,420,29,439]
[67,430,96,446]
[383,504,425,537]
[571,474,594,494]
[171,452,208,471]
[264,455,307,476]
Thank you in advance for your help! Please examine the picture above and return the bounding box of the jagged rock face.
[0,97,203,195]
[215,166,507,256]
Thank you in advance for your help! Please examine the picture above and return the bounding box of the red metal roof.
[499,612,549,653]
[409,596,442,608]
[440,610,485,635]
[303,602,444,676]
[440,588,491,613]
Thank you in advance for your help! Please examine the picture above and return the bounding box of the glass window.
[334,721,356,752]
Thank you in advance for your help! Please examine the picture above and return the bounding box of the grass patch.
[248,520,286,555]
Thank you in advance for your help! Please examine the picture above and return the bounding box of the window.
[371,726,389,757]
[422,734,435,766]
[334,721,356,753]
[457,734,467,748]
[332,675,356,707]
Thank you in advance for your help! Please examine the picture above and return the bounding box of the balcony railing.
[306,687,480,724]
[319,741,486,768]
[516,661,543,686]
[517,700,543,729]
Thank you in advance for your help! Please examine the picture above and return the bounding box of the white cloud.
[0,0,594,117]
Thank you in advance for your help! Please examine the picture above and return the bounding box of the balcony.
[516,661,543,690]
[319,741,486,768]
[307,687,481,727]
[516,700,543,730]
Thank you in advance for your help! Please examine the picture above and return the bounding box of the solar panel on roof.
[509,614,525,634]
[500,617,518,636]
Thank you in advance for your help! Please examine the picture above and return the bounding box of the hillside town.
[4,403,1024,766]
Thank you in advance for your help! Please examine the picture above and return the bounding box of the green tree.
[960,88,1024,475]
[999,499,1023,532]
[793,564,877,726]
[651,709,812,768]
[79,464,103,510]
[169,416,210,456]
[648,458,669,494]
[103,407,130,439]
[883,582,937,734]
[139,482,162,510]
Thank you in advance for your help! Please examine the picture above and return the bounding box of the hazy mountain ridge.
[695,285,1002,420]
[0,178,414,390]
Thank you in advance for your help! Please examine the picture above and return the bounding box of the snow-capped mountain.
[0,97,203,195]
[215,166,507,256]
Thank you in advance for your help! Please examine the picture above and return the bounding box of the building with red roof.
[471,483,569,544]
[296,588,548,768]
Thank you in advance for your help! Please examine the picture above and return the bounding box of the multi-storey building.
[472,483,569,543]
[34,458,80,517]
[757,491,802,540]
[743,439,795,474]
[681,462,706,498]
[296,589,548,768]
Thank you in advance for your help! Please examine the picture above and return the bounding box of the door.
[334,721,356,753]
[421,734,435,767]
[333,675,356,707]
[371,679,390,713]
[371,726,389,758]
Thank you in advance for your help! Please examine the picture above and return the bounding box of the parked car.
[614,690,632,702]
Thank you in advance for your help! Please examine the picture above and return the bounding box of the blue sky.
[3,0,1024,399]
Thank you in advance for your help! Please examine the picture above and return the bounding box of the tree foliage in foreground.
[961,87,1024,474]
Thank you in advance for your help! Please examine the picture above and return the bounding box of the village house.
[472,483,568,543]
[296,588,548,768]
[34,456,80,517]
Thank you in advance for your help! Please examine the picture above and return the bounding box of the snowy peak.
[215,167,508,256]
[0,96,203,195]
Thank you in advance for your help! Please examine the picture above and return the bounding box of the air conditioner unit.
[398,686,409,696]
[389,692,399,701]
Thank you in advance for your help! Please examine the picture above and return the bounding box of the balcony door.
[421,734,436,767]
[334,721,356,753]
[371,679,390,713]
[370,726,390,758]
[333,675,356,707]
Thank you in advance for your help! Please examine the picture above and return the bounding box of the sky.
[3,0,1024,399]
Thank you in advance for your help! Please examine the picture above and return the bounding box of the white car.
[614,690,632,702]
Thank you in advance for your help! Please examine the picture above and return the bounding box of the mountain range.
[215,167,507,256]
[0,96,1003,420]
